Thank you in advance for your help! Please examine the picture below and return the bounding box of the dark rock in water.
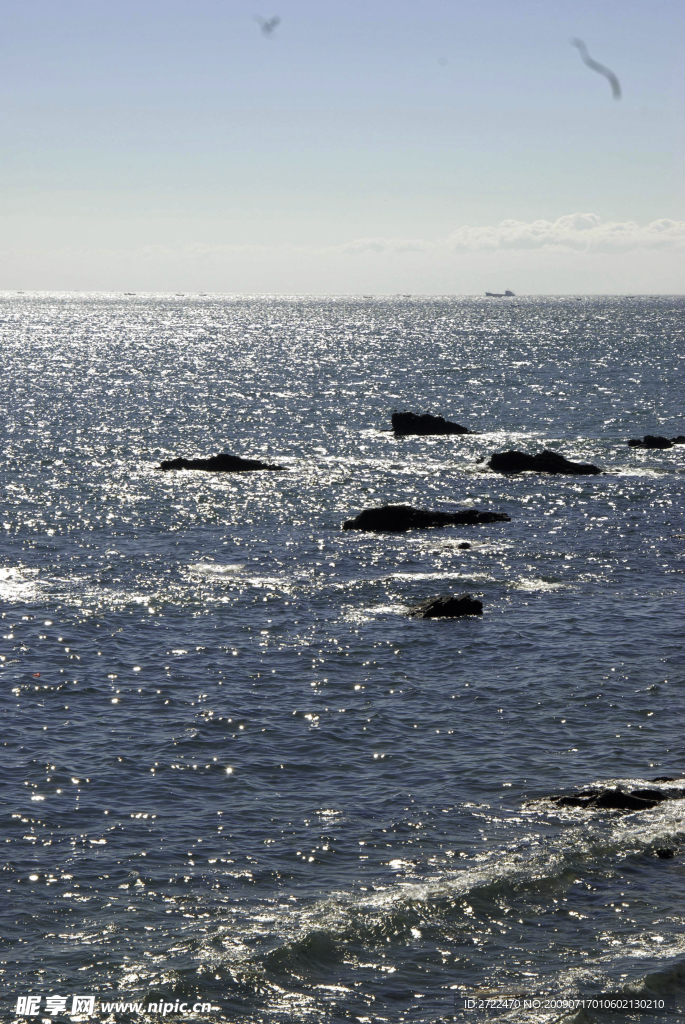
[458,542,471,549]
[487,450,536,473]
[159,453,282,472]
[342,504,511,532]
[628,434,685,449]
[593,788,668,811]
[391,411,474,436]
[628,435,674,449]
[408,593,483,618]
[655,848,676,859]
[488,449,601,475]
[550,784,685,812]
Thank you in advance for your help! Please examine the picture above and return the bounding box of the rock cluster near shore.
[342,504,510,533]
[408,593,483,618]
[392,411,474,436]
[549,782,685,812]
[628,434,685,449]
[159,453,282,472]
[487,449,601,475]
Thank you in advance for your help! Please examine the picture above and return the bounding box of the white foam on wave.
[0,566,42,601]
[380,570,495,584]
[188,562,293,593]
[512,576,566,591]
[613,465,682,478]
[342,603,407,622]
[242,575,293,592]
[188,562,246,577]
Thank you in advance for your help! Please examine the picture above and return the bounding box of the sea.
[1,293,684,1024]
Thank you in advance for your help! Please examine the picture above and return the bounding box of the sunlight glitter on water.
[1,294,684,1022]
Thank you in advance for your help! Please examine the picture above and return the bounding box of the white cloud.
[444,214,685,254]
[1,214,684,292]
[340,237,431,255]
[332,215,685,261]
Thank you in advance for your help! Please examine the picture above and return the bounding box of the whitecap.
[513,576,566,591]
[343,603,407,622]
[188,562,245,576]
[0,566,41,601]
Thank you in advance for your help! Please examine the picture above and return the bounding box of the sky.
[0,0,683,293]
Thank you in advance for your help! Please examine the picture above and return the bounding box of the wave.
[188,563,246,577]
[0,565,41,600]
[207,787,685,977]
[159,787,685,1022]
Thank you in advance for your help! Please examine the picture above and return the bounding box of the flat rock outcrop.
[628,435,685,449]
[392,411,474,436]
[487,449,601,475]
[408,593,483,618]
[342,504,510,532]
[549,783,685,812]
[159,453,282,472]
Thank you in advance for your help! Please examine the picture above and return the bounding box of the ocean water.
[1,293,684,1024]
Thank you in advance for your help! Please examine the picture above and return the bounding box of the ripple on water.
[1,294,684,1022]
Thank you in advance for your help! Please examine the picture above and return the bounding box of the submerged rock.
[342,504,510,532]
[549,784,685,812]
[408,593,483,618]
[487,449,601,475]
[628,435,685,449]
[159,453,282,472]
[655,848,676,859]
[391,411,474,436]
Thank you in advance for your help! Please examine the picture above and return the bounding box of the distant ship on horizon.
[485,289,515,297]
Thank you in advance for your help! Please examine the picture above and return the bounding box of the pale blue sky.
[1,0,683,291]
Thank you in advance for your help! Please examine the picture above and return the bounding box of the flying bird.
[256,15,280,37]
[571,38,621,99]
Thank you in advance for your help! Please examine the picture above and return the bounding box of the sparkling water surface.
[2,294,684,1023]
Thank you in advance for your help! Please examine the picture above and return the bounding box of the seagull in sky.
[571,38,621,99]
[256,15,281,37]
